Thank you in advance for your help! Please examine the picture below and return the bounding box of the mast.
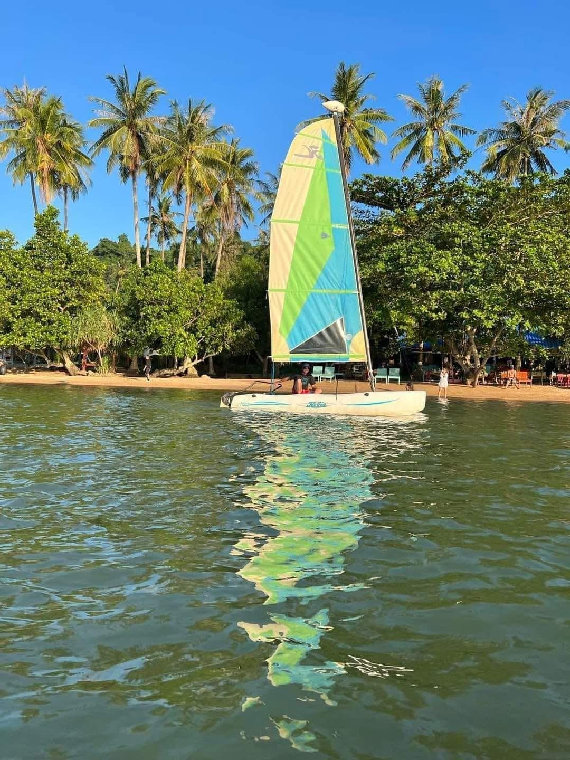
[327,103,375,390]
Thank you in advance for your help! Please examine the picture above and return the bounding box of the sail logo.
[294,145,322,160]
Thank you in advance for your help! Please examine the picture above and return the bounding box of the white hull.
[223,390,426,417]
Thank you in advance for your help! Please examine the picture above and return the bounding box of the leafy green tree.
[305,61,393,170]
[71,305,119,372]
[477,88,570,182]
[89,68,165,267]
[356,170,570,384]
[391,76,475,169]
[156,99,227,271]
[0,207,107,374]
[118,260,253,373]
[220,246,270,373]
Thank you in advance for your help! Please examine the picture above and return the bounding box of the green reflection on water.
[234,416,376,750]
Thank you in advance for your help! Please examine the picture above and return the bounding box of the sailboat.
[221,101,426,417]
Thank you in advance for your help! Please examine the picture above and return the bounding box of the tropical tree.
[52,115,92,231]
[0,206,106,375]
[355,169,570,385]
[477,87,570,182]
[0,87,89,222]
[118,260,254,374]
[211,138,259,277]
[89,67,165,268]
[142,194,180,261]
[0,84,45,215]
[305,61,393,170]
[257,170,280,227]
[156,99,227,271]
[391,76,475,170]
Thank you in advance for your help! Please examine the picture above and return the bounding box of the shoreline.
[1,370,569,403]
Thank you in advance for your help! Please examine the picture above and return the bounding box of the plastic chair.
[312,365,324,381]
[387,368,401,385]
[323,366,336,382]
[374,368,388,383]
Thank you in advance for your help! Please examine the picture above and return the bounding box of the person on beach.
[438,365,449,399]
[291,363,322,394]
[505,365,519,388]
[143,351,152,382]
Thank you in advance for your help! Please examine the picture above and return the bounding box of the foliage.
[219,247,269,360]
[0,84,91,224]
[0,207,106,353]
[71,305,119,364]
[142,194,180,260]
[477,88,570,182]
[117,260,254,365]
[391,76,475,169]
[356,169,570,382]
[89,67,165,266]
[155,99,227,271]
[211,138,260,277]
[304,61,393,170]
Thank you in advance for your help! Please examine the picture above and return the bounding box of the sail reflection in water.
[232,415,380,748]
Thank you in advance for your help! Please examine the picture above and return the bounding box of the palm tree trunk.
[200,247,204,279]
[145,181,152,266]
[178,192,192,272]
[29,173,38,217]
[63,187,69,232]
[214,233,225,279]
[132,172,141,268]
[160,235,165,262]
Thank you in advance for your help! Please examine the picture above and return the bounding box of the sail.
[268,118,366,363]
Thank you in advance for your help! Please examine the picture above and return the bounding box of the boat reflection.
[233,414,420,750]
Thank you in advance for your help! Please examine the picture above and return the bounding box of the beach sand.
[1,371,569,403]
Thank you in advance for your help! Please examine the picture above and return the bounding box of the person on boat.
[291,363,322,394]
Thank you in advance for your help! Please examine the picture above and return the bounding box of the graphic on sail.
[269,118,366,363]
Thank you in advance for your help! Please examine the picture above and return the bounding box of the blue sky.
[2,0,570,247]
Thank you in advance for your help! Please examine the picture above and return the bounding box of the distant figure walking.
[438,365,449,399]
[144,353,152,382]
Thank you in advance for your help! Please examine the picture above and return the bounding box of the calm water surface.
[1,386,569,759]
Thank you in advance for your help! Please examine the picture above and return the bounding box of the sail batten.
[269,118,365,364]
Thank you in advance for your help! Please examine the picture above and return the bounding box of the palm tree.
[52,116,92,231]
[304,61,393,170]
[89,68,165,267]
[142,194,180,261]
[212,139,260,277]
[391,76,475,170]
[0,84,45,215]
[155,99,227,271]
[256,170,280,227]
[477,87,570,182]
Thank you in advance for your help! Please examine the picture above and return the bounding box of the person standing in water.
[438,364,449,399]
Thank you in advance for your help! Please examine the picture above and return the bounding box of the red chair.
[556,373,569,387]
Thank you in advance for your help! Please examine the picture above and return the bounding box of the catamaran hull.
[223,391,426,417]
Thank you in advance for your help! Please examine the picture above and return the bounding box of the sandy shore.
[1,370,569,403]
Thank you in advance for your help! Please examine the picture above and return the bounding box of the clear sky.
[2,0,570,247]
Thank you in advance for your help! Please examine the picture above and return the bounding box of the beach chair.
[323,366,336,382]
[312,365,324,381]
[387,368,401,385]
[374,368,388,383]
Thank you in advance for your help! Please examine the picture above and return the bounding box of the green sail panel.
[268,118,366,363]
